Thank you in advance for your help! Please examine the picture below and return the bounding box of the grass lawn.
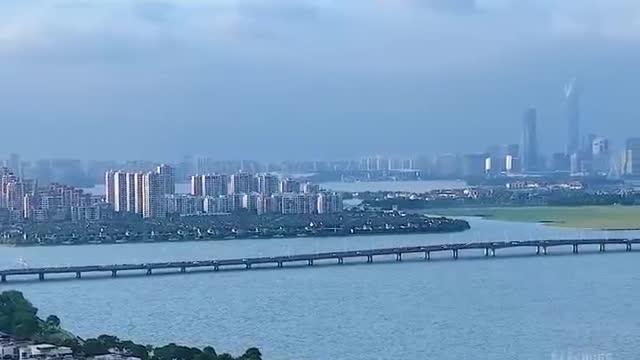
[428,206,640,230]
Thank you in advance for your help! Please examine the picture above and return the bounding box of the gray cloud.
[0,0,639,160]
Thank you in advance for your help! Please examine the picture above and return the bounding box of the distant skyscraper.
[156,164,175,195]
[565,78,580,155]
[520,108,538,173]
[8,153,20,177]
[460,153,487,177]
[592,138,611,175]
[550,152,570,172]
[624,138,640,176]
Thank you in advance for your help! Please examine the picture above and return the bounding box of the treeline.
[80,336,261,360]
[0,291,261,360]
[363,191,640,210]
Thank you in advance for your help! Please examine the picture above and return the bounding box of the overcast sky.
[1,0,639,161]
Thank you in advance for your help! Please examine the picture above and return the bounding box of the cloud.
[1,0,640,76]
[423,0,476,13]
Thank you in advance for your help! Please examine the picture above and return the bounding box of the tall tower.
[565,78,580,155]
[520,108,538,173]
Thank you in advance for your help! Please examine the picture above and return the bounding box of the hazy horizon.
[2,0,640,161]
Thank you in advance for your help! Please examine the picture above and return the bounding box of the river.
[1,216,638,360]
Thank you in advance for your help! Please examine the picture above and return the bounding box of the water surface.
[1,217,637,360]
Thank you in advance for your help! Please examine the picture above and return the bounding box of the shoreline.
[0,226,471,248]
[422,205,640,231]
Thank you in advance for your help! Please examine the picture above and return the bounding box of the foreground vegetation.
[429,206,640,230]
[0,291,261,360]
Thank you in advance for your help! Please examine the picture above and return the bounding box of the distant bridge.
[1,238,638,283]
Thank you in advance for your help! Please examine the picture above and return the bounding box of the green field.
[428,206,640,230]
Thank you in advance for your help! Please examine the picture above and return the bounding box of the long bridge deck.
[1,238,638,282]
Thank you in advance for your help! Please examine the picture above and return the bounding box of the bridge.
[1,238,638,282]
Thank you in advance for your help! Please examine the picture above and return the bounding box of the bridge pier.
[146,268,153,275]
[338,257,343,265]
[396,253,402,262]
[452,249,458,260]
[572,244,579,254]
[245,263,252,269]
[490,248,496,257]
[424,251,430,261]
[276,261,283,268]
[626,243,632,251]
[1,275,5,283]
[536,246,540,255]
[214,265,220,271]
[367,255,373,263]
[543,246,548,255]
[484,248,489,257]
[111,270,118,277]
[75,272,82,279]
[180,267,186,273]
[599,243,606,252]
[307,259,314,266]
[38,273,44,281]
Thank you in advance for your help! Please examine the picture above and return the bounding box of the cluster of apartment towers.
[105,165,343,219]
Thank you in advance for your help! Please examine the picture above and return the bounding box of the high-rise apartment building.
[280,178,300,193]
[133,172,144,214]
[142,171,166,218]
[156,164,175,195]
[105,170,116,205]
[230,172,252,194]
[203,174,229,196]
[302,182,320,194]
[257,173,279,196]
[125,173,136,213]
[113,171,128,212]
[317,192,343,214]
[190,175,204,196]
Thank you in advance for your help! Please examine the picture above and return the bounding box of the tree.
[202,346,217,357]
[97,334,120,349]
[83,339,110,356]
[46,315,61,328]
[241,348,262,360]
[11,312,40,339]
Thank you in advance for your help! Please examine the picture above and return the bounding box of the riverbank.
[427,205,640,230]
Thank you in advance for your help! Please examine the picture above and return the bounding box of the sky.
[1,0,640,161]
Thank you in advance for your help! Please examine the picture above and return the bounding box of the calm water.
[1,217,639,360]
[320,180,467,193]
